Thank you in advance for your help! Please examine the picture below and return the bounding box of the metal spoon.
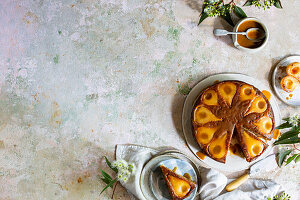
[213,28,265,41]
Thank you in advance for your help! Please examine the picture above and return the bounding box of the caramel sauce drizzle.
[172,167,178,173]
[183,173,191,180]
[196,151,206,160]
[273,129,281,140]
[262,90,271,101]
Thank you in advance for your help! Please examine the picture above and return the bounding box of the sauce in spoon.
[237,20,265,48]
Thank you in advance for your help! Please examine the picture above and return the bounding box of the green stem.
[100,178,117,195]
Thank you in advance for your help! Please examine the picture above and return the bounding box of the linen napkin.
[116,144,284,200]
[199,168,285,200]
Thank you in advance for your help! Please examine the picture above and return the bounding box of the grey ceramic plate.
[182,73,281,172]
[140,154,198,200]
[272,55,300,106]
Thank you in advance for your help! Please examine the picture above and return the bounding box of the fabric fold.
[115,144,284,200]
[198,167,228,200]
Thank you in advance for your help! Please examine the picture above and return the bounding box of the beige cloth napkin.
[116,144,284,200]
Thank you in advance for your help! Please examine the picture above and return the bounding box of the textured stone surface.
[0,0,299,199]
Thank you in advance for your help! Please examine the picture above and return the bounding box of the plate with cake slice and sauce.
[182,73,281,172]
[140,152,199,200]
[272,55,300,106]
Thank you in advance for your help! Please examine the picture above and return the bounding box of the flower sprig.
[199,0,248,26]
[275,114,300,167]
[198,0,282,26]
[267,192,291,200]
[100,157,136,196]
[288,114,299,127]
[203,1,232,17]
[112,159,136,183]
[244,0,282,10]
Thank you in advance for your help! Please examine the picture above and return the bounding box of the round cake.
[192,80,275,163]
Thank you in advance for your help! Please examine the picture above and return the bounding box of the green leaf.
[101,170,113,182]
[233,6,247,18]
[282,117,290,121]
[278,149,292,167]
[274,136,300,145]
[275,127,300,140]
[198,12,208,26]
[276,122,292,129]
[104,156,118,173]
[220,7,234,26]
[295,154,300,163]
[274,0,283,9]
[221,15,234,26]
[274,128,300,144]
[244,0,253,6]
[286,154,298,165]
[100,178,117,194]
[101,178,113,188]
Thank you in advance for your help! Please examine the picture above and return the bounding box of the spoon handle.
[226,32,246,35]
[214,29,246,36]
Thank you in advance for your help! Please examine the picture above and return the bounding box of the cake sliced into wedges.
[192,80,275,163]
[160,165,196,200]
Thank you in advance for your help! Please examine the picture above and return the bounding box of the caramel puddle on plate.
[273,129,281,140]
[286,97,289,100]
[196,151,206,160]
[172,167,191,180]
[183,173,191,180]
[289,94,293,98]
[172,167,178,173]
[262,90,271,101]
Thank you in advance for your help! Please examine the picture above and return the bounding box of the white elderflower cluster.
[288,114,299,127]
[203,1,231,17]
[112,160,136,183]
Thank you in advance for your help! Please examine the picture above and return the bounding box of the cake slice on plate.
[160,165,196,200]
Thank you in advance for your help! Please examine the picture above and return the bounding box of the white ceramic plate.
[182,73,281,172]
[140,154,198,200]
[272,55,300,106]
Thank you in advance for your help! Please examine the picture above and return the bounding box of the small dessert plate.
[140,154,198,200]
[272,55,300,106]
[182,73,281,172]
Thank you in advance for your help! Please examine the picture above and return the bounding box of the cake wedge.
[160,165,196,200]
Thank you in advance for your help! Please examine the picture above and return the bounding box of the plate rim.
[140,154,198,200]
[182,72,281,172]
[271,55,300,107]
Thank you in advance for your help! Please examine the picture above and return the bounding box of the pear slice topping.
[218,82,237,106]
[245,96,267,115]
[201,89,218,106]
[195,126,219,145]
[208,133,227,159]
[194,106,222,125]
[242,131,264,158]
[253,116,273,135]
[168,175,191,198]
[240,84,256,101]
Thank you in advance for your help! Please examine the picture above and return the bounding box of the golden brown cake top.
[192,80,275,163]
